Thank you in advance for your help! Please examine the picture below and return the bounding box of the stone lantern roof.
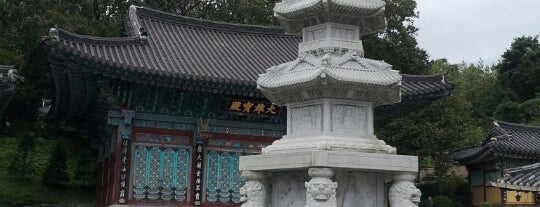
[274,0,387,35]
[257,51,401,105]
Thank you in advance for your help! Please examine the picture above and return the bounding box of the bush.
[433,195,452,207]
[9,132,38,183]
[42,141,70,187]
[479,202,492,207]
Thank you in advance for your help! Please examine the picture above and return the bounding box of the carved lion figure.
[240,181,266,207]
[389,181,421,207]
[305,178,338,207]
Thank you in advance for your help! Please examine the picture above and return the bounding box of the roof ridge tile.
[402,74,445,82]
[49,28,145,46]
[135,7,294,36]
[496,121,540,133]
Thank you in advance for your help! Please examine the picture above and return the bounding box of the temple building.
[454,121,540,207]
[42,6,453,207]
[0,65,22,132]
[492,163,540,205]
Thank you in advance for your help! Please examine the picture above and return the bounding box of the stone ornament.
[240,171,267,207]
[305,168,338,207]
[257,49,401,106]
[389,174,421,207]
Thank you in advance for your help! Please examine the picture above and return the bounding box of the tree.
[496,36,540,101]
[363,0,430,74]
[493,36,540,125]
[379,60,490,178]
[42,141,70,187]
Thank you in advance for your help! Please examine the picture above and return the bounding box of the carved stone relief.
[331,27,355,40]
[271,172,307,207]
[305,168,337,207]
[240,171,267,207]
[336,172,378,207]
[331,104,367,134]
[389,174,421,207]
[304,27,327,42]
[291,104,322,135]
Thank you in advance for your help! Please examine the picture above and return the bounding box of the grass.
[0,137,94,207]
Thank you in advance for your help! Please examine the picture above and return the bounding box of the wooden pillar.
[117,110,135,205]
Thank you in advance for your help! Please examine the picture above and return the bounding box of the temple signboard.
[227,100,278,115]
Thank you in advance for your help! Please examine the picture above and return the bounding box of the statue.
[305,168,337,207]
[240,171,266,207]
[389,174,421,207]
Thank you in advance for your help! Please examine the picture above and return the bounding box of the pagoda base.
[238,151,421,207]
[261,135,397,154]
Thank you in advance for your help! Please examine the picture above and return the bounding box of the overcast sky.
[415,0,540,66]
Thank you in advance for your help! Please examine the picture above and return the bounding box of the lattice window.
[132,145,190,201]
[205,151,244,203]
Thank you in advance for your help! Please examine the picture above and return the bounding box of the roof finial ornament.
[140,27,147,36]
[139,27,148,40]
[49,28,59,41]
[7,69,24,83]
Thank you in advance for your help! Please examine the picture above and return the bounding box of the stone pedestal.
[240,151,419,207]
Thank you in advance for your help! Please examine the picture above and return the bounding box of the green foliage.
[9,132,39,183]
[432,195,452,207]
[380,60,496,178]
[437,174,467,197]
[74,149,96,186]
[0,137,94,206]
[364,0,429,74]
[493,36,540,125]
[494,101,524,122]
[43,141,70,187]
[496,36,540,101]
[479,202,493,207]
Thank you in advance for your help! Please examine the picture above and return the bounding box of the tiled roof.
[453,121,540,165]
[43,6,299,86]
[491,163,540,192]
[42,6,452,99]
[401,74,453,100]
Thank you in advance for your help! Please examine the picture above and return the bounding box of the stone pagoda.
[239,0,421,207]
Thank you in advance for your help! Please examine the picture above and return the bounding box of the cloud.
[415,0,540,65]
